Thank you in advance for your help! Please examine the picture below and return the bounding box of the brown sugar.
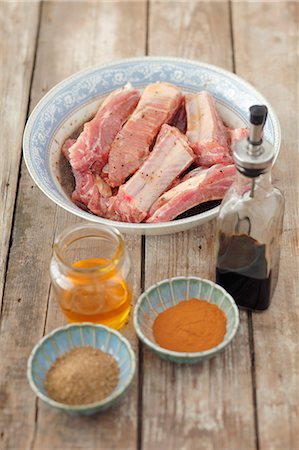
[152,298,227,352]
[44,347,119,405]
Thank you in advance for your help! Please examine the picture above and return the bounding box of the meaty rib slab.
[68,84,140,173]
[147,164,236,223]
[62,137,112,215]
[108,82,183,187]
[185,91,232,167]
[111,124,195,223]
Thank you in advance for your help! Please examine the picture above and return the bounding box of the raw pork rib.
[147,164,236,223]
[68,84,140,173]
[72,170,112,216]
[110,124,195,223]
[185,91,232,167]
[85,176,112,216]
[62,137,111,215]
[108,82,183,187]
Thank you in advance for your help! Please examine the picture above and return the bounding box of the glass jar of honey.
[50,223,132,329]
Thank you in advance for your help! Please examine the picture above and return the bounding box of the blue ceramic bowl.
[23,56,280,235]
[133,277,239,364]
[27,323,136,415]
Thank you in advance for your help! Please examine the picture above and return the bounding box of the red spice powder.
[152,298,227,352]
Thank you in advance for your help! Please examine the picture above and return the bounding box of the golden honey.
[50,225,132,330]
[58,258,132,329]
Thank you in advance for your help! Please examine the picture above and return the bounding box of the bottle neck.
[235,169,272,196]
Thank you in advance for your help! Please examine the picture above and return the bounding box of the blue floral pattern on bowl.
[133,277,239,364]
[27,323,136,415]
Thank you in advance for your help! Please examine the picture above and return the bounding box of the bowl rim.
[133,276,240,359]
[22,56,281,233]
[27,323,136,411]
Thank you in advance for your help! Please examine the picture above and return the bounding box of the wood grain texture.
[232,3,299,449]
[1,2,298,450]
[0,4,41,450]
[0,2,145,450]
[0,2,40,314]
[31,1,146,447]
[141,2,256,450]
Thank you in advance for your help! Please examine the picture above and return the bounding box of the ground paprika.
[152,298,226,352]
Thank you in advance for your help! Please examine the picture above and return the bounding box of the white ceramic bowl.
[23,57,280,235]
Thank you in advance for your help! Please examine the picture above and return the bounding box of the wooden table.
[0,2,298,449]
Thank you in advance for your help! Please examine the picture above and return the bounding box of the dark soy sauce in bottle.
[216,234,271,310]
[215,105,284,311]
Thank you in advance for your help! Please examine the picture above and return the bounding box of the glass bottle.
[50,223,132,329]
[216,105,284,311]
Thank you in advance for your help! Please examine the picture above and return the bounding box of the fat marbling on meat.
[108,82,183,187]
[72,170,112,216]
[62,135,112,216]
[68,84,140,173]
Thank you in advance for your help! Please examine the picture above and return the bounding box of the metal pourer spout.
[233,104,274,199]
[248,105,268,154]
[247,105,268,197]
[233,104,273,176]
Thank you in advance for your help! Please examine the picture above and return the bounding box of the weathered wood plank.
[141,2,256,449]
[31,1,147,447]
[0,2,146,450]
[0,4,41,450]
[0,2,40,312]
[232,3,299,449]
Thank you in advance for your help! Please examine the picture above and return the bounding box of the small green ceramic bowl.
[27,323,136,415]
[133,277,239,364]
